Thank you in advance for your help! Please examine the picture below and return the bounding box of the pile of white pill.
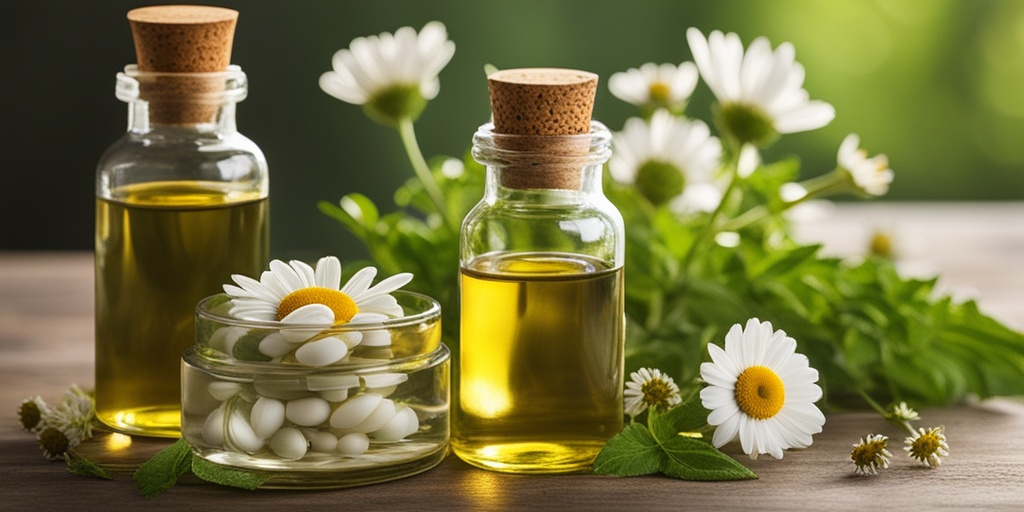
[200,372,419,460]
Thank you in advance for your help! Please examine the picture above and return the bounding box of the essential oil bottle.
[453,68,625,473]
[94,6,269,437]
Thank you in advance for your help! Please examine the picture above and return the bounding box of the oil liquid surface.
[95,180,267,437]
[454,252,624,473]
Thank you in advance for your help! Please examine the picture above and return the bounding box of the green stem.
[397,116,453,229]
[681,152,740,277]
[858,388,915,435]
[858,388,887,416]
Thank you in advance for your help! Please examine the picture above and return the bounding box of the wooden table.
[2,203,1023,510]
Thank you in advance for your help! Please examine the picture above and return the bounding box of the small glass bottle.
[94,6,269,438]
[453,69,625,473]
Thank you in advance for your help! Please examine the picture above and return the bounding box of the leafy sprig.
[593,395,756,481]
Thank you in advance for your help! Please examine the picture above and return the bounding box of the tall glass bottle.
[453,69,625,473]
[94,6,269,438]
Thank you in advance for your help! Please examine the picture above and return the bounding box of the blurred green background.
[3,0,1023,261]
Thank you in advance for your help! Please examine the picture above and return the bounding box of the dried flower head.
[905,426,949,468]
[850,433,892,475]
[17,396,49,432]
[47,384,95,447]
[37,426,70,461]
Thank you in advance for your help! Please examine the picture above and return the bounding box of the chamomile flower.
[46,384,95,447]
[624,367,682,418]
[320,21,455,124]
[37,427,70,461]
[17,396,49,432]
[610,109,722,208]
[699,318,825,460]
[224,257,412,365]
[686,28,835,147]
[905,426,949,468]
[837,133,894,196]
[887,401,920,423]
[850,433,892,475]
[609,62,699,115]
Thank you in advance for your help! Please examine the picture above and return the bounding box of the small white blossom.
[624,367,682,418]
[609,62,699,114]
[320,21,455,123]
[837,133,894,196]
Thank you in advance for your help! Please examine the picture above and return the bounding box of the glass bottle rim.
[472,120,612,166]
[116,64,248,104]
[196,290,441,332]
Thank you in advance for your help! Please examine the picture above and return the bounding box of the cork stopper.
[487,68,599,189]
[126,5,239,124]
[128,5,237,72]
[488,68,597,136]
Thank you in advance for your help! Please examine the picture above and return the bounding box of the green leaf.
[592,423,663,476]
[191,457,269,491]
[134,438,193,498]
[67,455,114,480]
[649,394,710,443]
[658,436,757,481]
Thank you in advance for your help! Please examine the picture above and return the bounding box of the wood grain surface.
[2,203,1023,511]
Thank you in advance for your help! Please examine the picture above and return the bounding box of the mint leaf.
[134,438,193,498]
[592,423,663,476]
[658,436,757,481]
[649,395,709,443]
[192,457,269,490]
[67,455,114,480]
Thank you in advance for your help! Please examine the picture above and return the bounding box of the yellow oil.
[95,180,268,437]
[453,252,624,473]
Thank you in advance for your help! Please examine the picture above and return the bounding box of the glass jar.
[453,121,625,473]
[95,65,269,438]
[182,291,449,488]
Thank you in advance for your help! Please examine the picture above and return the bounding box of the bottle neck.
[117,65,247,135]
[473,121,612,202]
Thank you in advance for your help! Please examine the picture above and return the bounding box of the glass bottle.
[94,63,269,437]
[453,69,625,473]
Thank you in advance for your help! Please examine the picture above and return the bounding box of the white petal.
[315,256,343,290]
[357,272,413,301]
[342,266,378,296]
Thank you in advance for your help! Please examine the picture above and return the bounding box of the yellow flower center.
[909,429,943,461]
[851,437,888,469]
[277,286,358,324]
[734,365,785,420]
[641,378,676,410]
[649,82,671,104]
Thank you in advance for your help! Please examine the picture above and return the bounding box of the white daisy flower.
[686,28,835,146]
[837,133,894,196]
[905,426,949,468]
[624,367,682,418]
[610,109,722,209]
[699,318,825,460]
[608,62,699,114]
[320,21,455,124]
[850,433,892,475]
[17,396,49,432]
[46,384,94,447]
[224,257,413,365]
